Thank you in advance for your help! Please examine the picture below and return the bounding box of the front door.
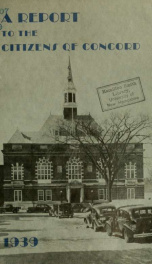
[71,189,80,203]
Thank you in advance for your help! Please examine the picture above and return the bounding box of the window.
[14,190,22,201]
[127,188,135,199]
[125,162,136,179]
[96,159,109,179]
[68,93,72,102]
[73,93,75,102]
[87,164,92,172]
[98,189,107,200]
[36,157,53,180]
[11,163,24,180]
[65,93,67,103]
[46,190,52,201]
[38,190,44,201]
[67,157,83,180]
[57,166,62,173]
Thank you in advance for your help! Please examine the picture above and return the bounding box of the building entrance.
[70,188,80,203]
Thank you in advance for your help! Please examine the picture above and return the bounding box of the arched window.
[96,158,109,179]
[36,157,53,180]
[96,159,103,179]
[125,162,136,179]
[66,157,83,180]
[11,163,24,180]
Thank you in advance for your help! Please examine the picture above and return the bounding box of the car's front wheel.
[124,229,133,243]
[106,224,112,236]
[92,221,98,232]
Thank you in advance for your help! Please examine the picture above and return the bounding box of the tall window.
[125,162,136,179]
[36,157,53,180]
[11,163,24,180]
[66,157,83,180]
[46,190,52,201]
[38,190,44,201]
[14,190,22,201]
[127,188,135,199]
[96,159,108,179]
[98,189,107,200]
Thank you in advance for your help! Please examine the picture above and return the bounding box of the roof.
[7,113,95,144]
[93,203,116,209]
[118,204,152,212]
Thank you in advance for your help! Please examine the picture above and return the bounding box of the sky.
[0,0,152,176]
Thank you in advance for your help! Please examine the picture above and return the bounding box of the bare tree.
[50,112,152,202]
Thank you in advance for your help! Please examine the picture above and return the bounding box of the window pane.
[68,93,72,102]
[46,190,52,201]
[14,171,17,180]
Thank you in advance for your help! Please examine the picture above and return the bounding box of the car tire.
[92,222,98,232]
[106,224,112,236]
[84,219,89,228]
[124,229,133,243]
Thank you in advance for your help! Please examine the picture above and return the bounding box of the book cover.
[0,0,152,263]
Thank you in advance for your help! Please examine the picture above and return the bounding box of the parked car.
[27,204,51,213]
[84,203,116,231]
[0,204,20,213]
[49,203,73,218]
[106,205,152,243]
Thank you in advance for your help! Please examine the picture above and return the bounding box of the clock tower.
[63,58,77,120]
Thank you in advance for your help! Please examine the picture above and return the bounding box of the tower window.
[68,93,72,102]
[65,93,67,103]
[73,93,75,102]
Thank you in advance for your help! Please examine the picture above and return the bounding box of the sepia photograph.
[0,0,152,263]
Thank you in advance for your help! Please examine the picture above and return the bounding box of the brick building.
[2,60,144,208]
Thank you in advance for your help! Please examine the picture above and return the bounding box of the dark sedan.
[27,204,51,213]
[84,203,116,231]
[106,205,152,243]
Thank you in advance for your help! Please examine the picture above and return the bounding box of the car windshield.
[99,207,115,214]
[132,208,152,218]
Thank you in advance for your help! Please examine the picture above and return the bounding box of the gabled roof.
[8,129,31,143]
[7,113,97,144]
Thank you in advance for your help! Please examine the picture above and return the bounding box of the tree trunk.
[107,181,112,202]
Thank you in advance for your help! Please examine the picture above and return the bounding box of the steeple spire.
[68,56,73,82]
[63,58,77,120]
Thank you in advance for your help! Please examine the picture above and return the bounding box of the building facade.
[2,60,144,208]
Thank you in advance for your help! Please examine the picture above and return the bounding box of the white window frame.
[45,190,52,201]
[98,189,107,200]
[67,157,83,180]
[36,157,53,180]
[38,190,44,201]
[57,165,62,173]
[127,188,135,199]
[14,190,22,201]
[125,162,136,179]
[11,163,24,180]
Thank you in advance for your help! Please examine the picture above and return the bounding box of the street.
[0,213,152,263]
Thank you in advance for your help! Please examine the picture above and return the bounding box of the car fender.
[94,218,101,227]
[106,219,113,228]
[123,224,134,237]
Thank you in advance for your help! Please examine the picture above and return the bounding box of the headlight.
[131,224,136,231]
